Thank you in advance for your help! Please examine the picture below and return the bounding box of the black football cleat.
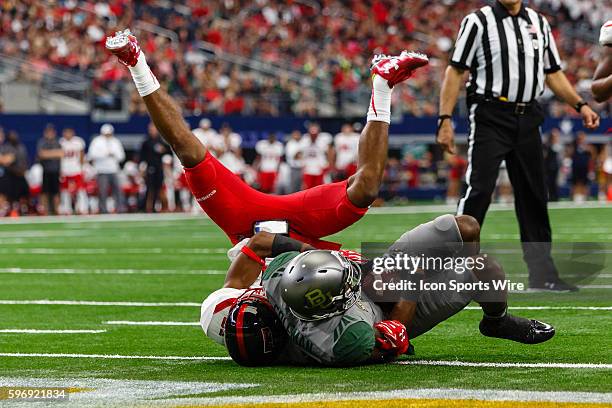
[479,314,555,344]
[529,278,579,292]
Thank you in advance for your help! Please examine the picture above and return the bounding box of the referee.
[437,0,600,291]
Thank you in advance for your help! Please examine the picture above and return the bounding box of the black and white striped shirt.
[450,1,562,103]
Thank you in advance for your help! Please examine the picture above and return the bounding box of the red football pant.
[184,152,367,248]
[258,171,277,193]
[302,173,324,190]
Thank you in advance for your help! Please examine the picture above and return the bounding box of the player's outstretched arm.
[224,232,314,289]
[347,52,428,208]
[105,30,206,168]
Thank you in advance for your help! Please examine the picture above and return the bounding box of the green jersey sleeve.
[332,320,375,366]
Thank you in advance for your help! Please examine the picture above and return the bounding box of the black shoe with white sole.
[479,314,555,344]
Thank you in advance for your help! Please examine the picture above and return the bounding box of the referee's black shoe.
[529,278,579,292]
[479,314,555,344]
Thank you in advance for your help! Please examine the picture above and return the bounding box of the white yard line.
[0,329,106,334]
[0,202,609,225]
[397,360,612,369]
[0,268,226,275]
[0,248,227,255]
[2,300,610,310]
[104,321,200,326]
[0,353,229,360]
[0,300,201,307]
[465,306,612,310]
[0,353,609,372]
[162,388,612,406]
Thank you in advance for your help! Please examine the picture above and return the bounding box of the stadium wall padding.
[0,114,608,163]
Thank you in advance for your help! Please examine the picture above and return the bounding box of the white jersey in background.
[334,131,360,170]
[59,136,85,176]
[192,128,223,154]
[88,135,125,174]
[255,140,284,172]
[300,136,329,176]
[285,138,304,168]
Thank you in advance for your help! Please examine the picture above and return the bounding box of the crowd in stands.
[0,121,610,217]
[0,0,609,117]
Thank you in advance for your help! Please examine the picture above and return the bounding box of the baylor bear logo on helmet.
[280,250,362,321]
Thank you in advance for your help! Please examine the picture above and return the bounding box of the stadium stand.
[0,0,609,216]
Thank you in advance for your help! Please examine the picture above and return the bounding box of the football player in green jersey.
[223,214,555,366]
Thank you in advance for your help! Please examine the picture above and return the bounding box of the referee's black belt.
[468,95,536,115]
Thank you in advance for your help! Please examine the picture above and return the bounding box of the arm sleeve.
[449,14,482,71]
[87,138,103,160]
[332,321,376,366]
[115,140,126,162]
[543,17,562,74]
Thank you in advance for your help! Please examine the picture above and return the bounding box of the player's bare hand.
[580,105,600,130]
[436,120,456,154]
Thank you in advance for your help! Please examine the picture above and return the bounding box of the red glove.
[374,320,409,356]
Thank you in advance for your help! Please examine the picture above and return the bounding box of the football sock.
[367,74,393,124]
[481,302,507,320]
[128,51,160,97]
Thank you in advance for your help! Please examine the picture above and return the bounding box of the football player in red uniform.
[106,29,428,249]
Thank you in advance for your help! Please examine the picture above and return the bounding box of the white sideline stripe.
[0,268,226,275]
[1,300,610,310]
[169,388,612,406]
[397,360,612,369]
[0,353,609,371]
[0,329,106,334]
[0,248,227,255]
[0,202,608,225]
[369,201,612,215]
[465,306,612,311]
[0,353,229,360]
[0,300,201,307]
[105,321,199,326]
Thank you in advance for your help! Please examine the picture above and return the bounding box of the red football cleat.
[370,51,429,88]
[105,29,141,67]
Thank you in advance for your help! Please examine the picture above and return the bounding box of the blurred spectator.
[6,130,30,216]
[381,157,403,201]
[543,128,563,201]
[301,123,331,189]
[88,124,125,213]
[255,133,284,193]
[333,123,360,181]
[119,159,143,213]
[598,142,612,201]
[571,132,592,202]
[139,123,170,213]
[192,118,223,156]
[285,130,304,193]
[37,124,63,215]
[217,124,245,175]
[0,0,607,117]
[445,153,467,205]
[59,128,87,215]
[0,128,14,216]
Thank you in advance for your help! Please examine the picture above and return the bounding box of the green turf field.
[0,205,611,406]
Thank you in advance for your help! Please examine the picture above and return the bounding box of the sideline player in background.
[254,133,283,193]
[105,29,428,250]
[592,20,612,103]
[59,128,88,215]
[334,123,360,181]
